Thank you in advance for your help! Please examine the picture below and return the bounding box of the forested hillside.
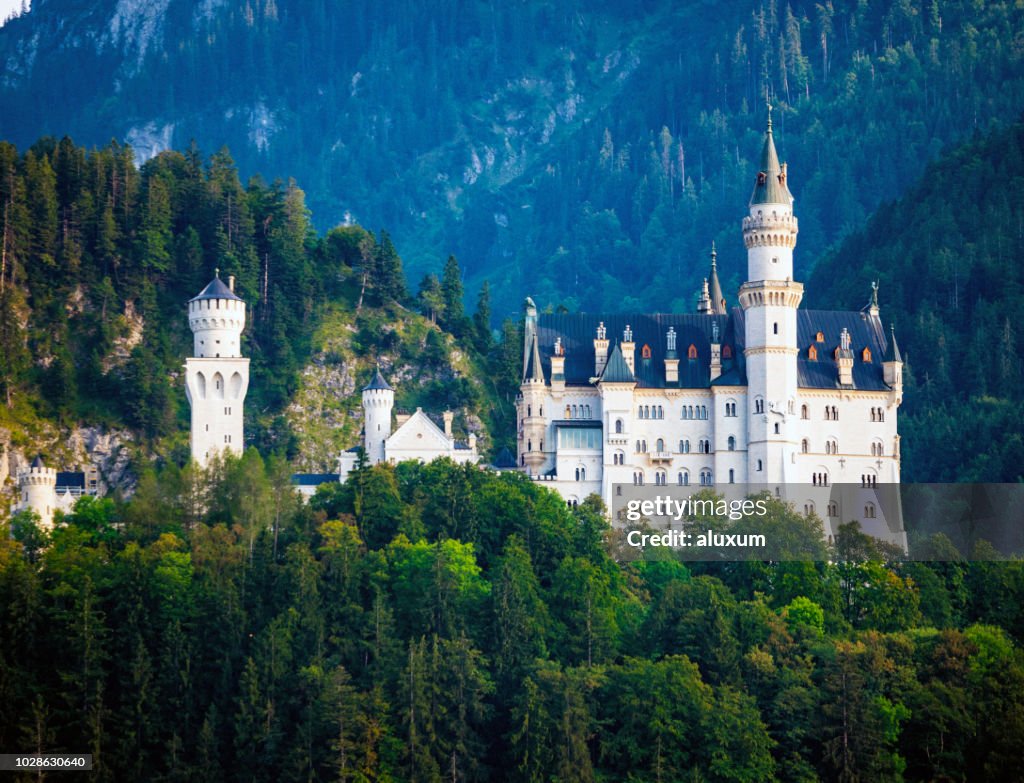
[807,119,1024,483]
[3,457,1024,781]
[0,136,505,479]
[3,1,1024,315]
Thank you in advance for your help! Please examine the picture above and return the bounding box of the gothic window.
[633,472,644,486]
[655,470,666,486]
[816,331,824,342]
[678,471,689,486]
[801,404,809,419]
[687,344,698,360]
[636,440,641,453]
[862,347,872,362]
[575,468,580,481]
[700,469,713,486]
[864,502,877,519]
[658,405,664,419]
[804,502,815,516]
[801,439,809,453]
[680,439,690,453]
[656,438,665,453]
[580,467,586,481]
[641,344,652,359]
[701,406,708,419]
[755,398,764,414]
[615,419,623,434]
[756,459,763,472]
[727,436,735,451]
[729,469,735,484]
[642,440,648,453]
[808,345,818,361]
[827,501,839,518]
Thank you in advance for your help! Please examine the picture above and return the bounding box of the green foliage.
[1,459,1024,779]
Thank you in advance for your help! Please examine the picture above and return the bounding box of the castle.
[516,111,905,544]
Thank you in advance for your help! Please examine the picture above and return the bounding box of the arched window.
[615,419,623,434]
[575,467,580,481]
[687,344,698,359]
[804,502,815,516]
[635,440,641,453]
[634,471,644,486]
[801,439,809,453]
[641,344,652,359]
[756,459,763,472]
[658,405,664,419]
[678,471,689,486]
[827,501,839,518]
[680,439,690,453]
[774,422,780,434]
[727,436,735,451]
[656,438,665,453]
[801,404,809,419]
[773,322,779,335]
[655,470,666,486]
[816,331,824,342]
[572,405,578,418]
[638,406,644,419]
[808,345,818,361]
[701,406,708,419]
[755,398,764,414]
[723,344,733,359]
[864,502,876,519]
[862,347,872,363]
[564,405,570,418]
[580,466,586,481]
[700,469,713,486]
[641,440,648,453]
[729,469,735,484]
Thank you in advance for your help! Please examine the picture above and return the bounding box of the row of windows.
[630,469,715,486]
[638,405,664,419]
[802,500,878,519]
[565,404,592,419]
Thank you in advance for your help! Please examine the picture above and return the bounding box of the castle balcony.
[742,213,798,232]
[649,451,673,463]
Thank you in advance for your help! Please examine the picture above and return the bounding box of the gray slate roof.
[363,367,394,391]
[291,473,341,486]
[191,275,242,302]
[749,118,794,206]
[536,309,893,391]
[599,343,635,384]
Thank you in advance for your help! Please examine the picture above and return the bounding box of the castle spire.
[708,242,726,315]
[750,104,793,206]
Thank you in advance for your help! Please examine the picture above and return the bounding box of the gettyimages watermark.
[609,483,1024,561]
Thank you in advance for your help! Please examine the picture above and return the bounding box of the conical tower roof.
[749,106,793,207]
[190,269,242,302]
[708,243,726,315]
[363,365,394,392]
[599,343,635,384]
[524,333,545,383]
[885,325,902,363]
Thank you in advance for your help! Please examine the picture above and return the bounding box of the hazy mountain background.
[3,0,1024,318]
[1,0,1024,483]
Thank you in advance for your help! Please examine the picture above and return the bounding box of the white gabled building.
[516,111,905,544]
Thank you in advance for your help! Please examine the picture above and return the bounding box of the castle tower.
[17,455,58,528]
[739,107,802,484]
[520,328,547,474]
[184,271,249,467]
[362,366,395,465]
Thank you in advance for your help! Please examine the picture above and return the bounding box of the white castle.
[516,112,905,544]
[184,270,250,467]
[13,456,99,529]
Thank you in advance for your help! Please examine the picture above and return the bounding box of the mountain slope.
[807,119,1024,482]
[3,1,1024,316]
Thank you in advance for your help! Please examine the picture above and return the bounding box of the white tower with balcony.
[739,106,802,485]
[184,271,249,467]
[362,366,395,464]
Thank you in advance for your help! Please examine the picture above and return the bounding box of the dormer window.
[722,345,732,359]
[687,344,698,360]
[816,331,824,342]
[808,345,818,361]
[862,347,872,363]
[641,344,652,359]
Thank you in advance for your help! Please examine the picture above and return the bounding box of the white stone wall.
[186,357,249,466]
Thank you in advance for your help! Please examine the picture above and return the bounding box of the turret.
[883,324,903,393]
[17,455,58,529]
[362,366,395,465]
[837,328,854,387]
[185,271,250,466]
[708,243,727,315]
[519,327,547,474]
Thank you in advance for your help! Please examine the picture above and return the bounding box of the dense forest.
[3,1,1024,315]
[807,119,1024,483]
[2,456,1024,781]
[0,135,510,468]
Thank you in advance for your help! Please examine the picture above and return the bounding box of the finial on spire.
[215,267,220,278]
[766,90,773,133]
[710,241,717,268]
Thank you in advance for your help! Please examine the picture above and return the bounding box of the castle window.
[801,439,809,453]
[729,469,735,484]
[641,344,652,359]
[756,459,763,472]
[774,423,780,434]
[725,402,736,417]
[634,472,644,486]
[699,439,710,454]
[701,406,708,419]
[615,419,623,434]
[804,502,815,516]
[655,470,666,486]
[722,345,733,359]
[816,331,824,342]
[678,471,689,486]
[828,501,839,518]
[657,405,663,419]
[700,469,713,486]
[656,438,665,453]
[808,345,818,361]
[755,398,764,414]
[862,347,872,363]
[727,436,735,451]
[864,502,876,519]
[687,344,698,359]
[801,404,808,419]
[680,439,690,453]
[773,322,779,335]
[585,405,591,418]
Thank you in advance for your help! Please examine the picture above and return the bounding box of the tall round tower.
[739,107,803,484]
[184,271,250,466]
[17,455,58,528]
[362,366,394,465]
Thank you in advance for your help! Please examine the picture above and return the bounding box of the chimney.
[551,337,566,392]
[468,432,477,452]
[593,322,609,377]
[837,328,854,387]
[443,410,454,437]
[664,327,679,385]
[621,324,635,374]
[228,275,236,293]
[709,321,722,382]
